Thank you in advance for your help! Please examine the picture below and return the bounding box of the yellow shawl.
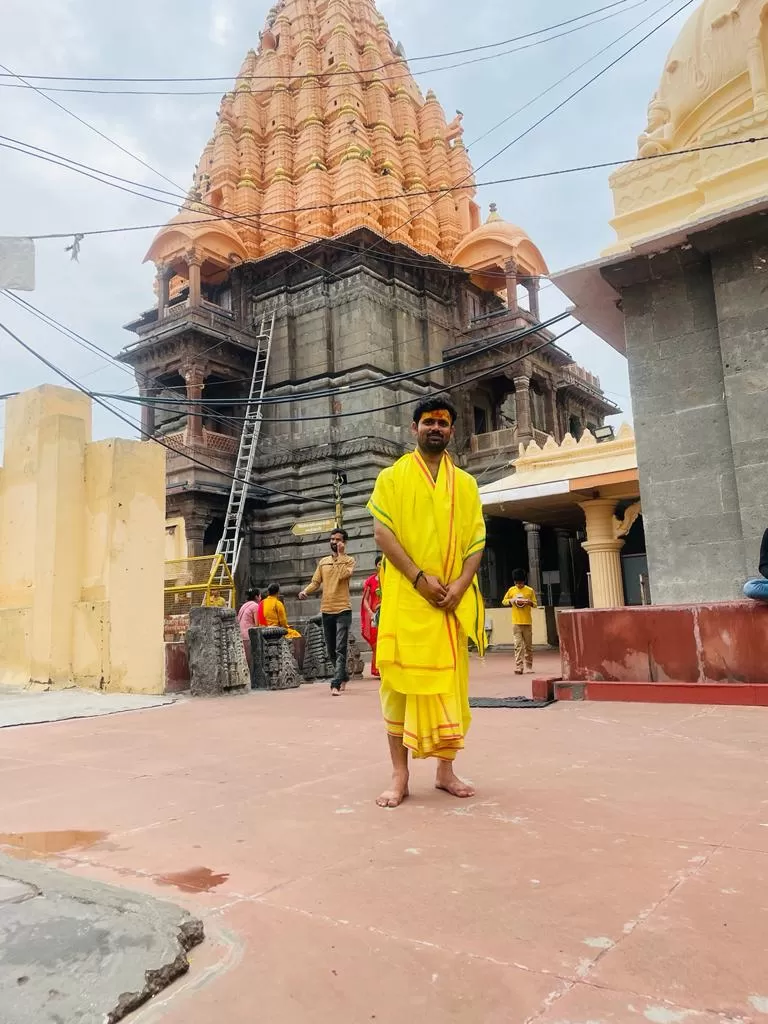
[367,450,486,696]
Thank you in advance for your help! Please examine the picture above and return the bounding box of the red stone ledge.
[554,680,768,706]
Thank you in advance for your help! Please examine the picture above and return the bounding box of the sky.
[0,0,697,445]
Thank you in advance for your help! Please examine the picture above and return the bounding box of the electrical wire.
[5,287,577,412]
[0,2,651,95]
[0,2,641,83]
[0,317,339,508]
[307,0,698,296]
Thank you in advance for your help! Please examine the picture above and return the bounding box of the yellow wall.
[0,385,166,693]
[165,517,188,560]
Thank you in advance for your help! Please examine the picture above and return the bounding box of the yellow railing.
[164,553,236,618]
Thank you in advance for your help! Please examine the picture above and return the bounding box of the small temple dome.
[452,203,548,292]
[144,205,249,278]
[607,0,768,252]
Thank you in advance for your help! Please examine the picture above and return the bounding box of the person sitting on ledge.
[744,529,768,602]
[261,583,301,638]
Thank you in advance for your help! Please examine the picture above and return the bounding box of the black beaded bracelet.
[413,570,425,589]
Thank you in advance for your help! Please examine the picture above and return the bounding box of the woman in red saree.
[361,555,382,679]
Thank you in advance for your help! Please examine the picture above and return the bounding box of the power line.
[0,2,651,95]
[10,131,768,250]
[0,61,182,192]
[317,0,698,292]
[0,317,339,508]
[0,2,640,83]
[6,287,575,411]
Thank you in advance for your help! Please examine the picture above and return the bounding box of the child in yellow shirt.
[502,569,538,675]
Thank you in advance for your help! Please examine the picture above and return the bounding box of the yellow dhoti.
[368,451,486,760]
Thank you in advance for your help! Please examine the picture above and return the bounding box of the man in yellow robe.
[367,397,486,808]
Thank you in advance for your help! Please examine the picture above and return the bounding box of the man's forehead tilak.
[419,409,452,425]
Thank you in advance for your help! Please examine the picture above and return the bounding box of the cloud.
[209,0,235,47]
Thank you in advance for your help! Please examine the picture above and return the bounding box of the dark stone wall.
[604,213,768,604]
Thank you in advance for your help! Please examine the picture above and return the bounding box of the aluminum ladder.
[215,307,276,578]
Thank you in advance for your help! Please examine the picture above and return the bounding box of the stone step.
[551,679,768,706]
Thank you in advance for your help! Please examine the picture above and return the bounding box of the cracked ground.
[1,652,767,1024]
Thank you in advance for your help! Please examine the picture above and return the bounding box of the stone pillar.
[579,499,625,609]
[524,522,544,605]
[514,376,533,447]
[504,258,518,313]
[157,264,172,320]
[603,251,744,603]
[182,365,205,447]
[186,250,202,307]
[138,384,155,438]
[555,528,574,606]
[525,277,540,319]
[185,515,207,557]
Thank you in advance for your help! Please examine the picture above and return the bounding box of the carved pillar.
[185,515,207,557]
[555,528,574,606]
[186,249,202,307]
[514,375,533,447]
[504,258,518,313]
[524,277,540,320]
[579,499,625,609]
[183,364,205,447]
[747,40,768,111]
[157,264,172,319]
[524,522,543,605]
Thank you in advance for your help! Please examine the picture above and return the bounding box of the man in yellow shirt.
[502,569,538,675]
[298,528,356,695]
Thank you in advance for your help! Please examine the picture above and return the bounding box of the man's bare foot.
[376,771,409,808]
[435,762,475,799]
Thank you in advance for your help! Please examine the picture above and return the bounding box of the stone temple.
[119,0,616,606]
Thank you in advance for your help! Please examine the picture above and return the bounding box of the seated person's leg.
[744,578,768,601]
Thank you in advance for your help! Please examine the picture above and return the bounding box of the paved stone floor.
[2,651,768,1023]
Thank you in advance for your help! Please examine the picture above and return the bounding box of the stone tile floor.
[1,650,768,1023]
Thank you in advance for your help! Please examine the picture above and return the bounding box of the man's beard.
[421,434,449,454]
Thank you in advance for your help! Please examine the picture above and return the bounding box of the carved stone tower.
[120,0,615,608]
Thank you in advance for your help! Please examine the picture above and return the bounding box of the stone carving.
[614,501,643,540]
[346,634,365,680]
[638,96,675,157]
[187,606,250,696]
[249,627,301,690]
[302,616,334,681]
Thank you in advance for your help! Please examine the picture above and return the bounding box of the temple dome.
[144,0,485,281]
[643,0,762,153]
[144,205,249,276]
[452,204,548,292]
[607,0,768,252]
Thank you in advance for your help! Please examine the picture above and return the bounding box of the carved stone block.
[187,607,250,697]
[250,626,301,690]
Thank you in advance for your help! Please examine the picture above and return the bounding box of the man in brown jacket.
[299,528,356,694]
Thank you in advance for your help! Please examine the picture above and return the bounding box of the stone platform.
[551,601,768,705]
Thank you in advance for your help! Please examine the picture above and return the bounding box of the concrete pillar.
[514,375,533,447]
[555,528,574,606]
[579,498,625,609]
[183,365,205,447]
[524,522,544,605]
[504,258,518,313]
